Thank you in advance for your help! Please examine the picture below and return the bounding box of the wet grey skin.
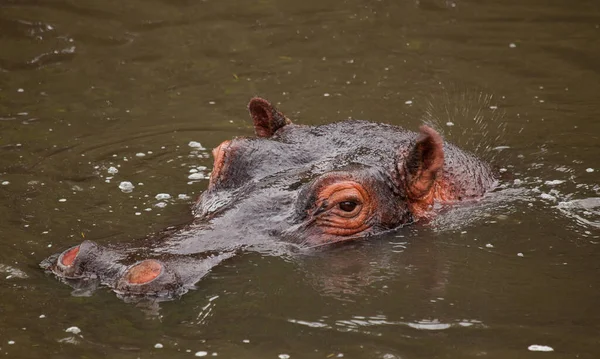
[41,97,496,301]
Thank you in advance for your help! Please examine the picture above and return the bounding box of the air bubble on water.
[540,193,556,201]
[278,355,290,359]
[242,339,250,343]
[155,202,167,208]
[489,105,498,110]
[513,179,522,185]
[485,243,494,248]
[136,152,146,157]
[8,340,15,344]
[189,141,205,149]
[499,168,507,173]
[195,351,208,357]
[324,93,330,97]
[446,122,454,126]
[178,194,190,200]
[107,166,118,174]
[155,193,171,200]
[65,326,81,334]
[154,343,163,349]
[509,43,517,48]
[119,181,135,193]
[405,100,413,105]
[58,198,66,202]
[517,253,524,257]
[544,180,564,186]
[39,314,46,318]
[17,88,24,92]
[144,208,152,211]
[135,212,141,216]
[528,345,553,352]
[188,173,207,180]
[1,181,9,185]
[586,168,594,173]
[190,168,198,173]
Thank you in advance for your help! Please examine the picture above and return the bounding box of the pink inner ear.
[404,125,444,200]
[247,97,290,138]
[248,97,275,138]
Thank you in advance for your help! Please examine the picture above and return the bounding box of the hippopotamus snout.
[44,238,233,299]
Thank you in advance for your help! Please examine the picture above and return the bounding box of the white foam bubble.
[65,326,81,334]
[155,193,171,200]
[118,181,135,193]
[528,345,553,352]
[188,141,205,149]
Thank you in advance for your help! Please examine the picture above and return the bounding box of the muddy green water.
[1,0,599,358]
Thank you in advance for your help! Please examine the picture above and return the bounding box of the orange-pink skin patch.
[60,246,80,266]
[124,260,163,284]
[409,179,457,219]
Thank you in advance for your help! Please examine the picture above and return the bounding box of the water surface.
[1,0,599,358]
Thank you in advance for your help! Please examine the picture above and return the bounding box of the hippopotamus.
[41,97,496,300]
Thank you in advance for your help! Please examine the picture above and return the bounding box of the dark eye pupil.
[339,201,357,212]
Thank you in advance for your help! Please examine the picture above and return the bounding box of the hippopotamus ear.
[248,97,292,138]
[401,125,445,200]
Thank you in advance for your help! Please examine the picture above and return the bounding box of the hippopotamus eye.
[338,201,358,212]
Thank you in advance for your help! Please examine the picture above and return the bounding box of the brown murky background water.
[1,0,599,358]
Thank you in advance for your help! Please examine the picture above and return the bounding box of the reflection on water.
[1,0,600,357]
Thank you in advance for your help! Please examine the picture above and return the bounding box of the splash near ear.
[402,125,444,200]
[248,97,292,138]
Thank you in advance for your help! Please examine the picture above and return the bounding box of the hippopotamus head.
[42,98,495,300]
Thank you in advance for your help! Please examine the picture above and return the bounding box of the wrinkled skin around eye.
[312,180,374,237]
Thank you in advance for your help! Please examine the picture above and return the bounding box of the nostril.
[59,246,80,267]
[123,260,163,285]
